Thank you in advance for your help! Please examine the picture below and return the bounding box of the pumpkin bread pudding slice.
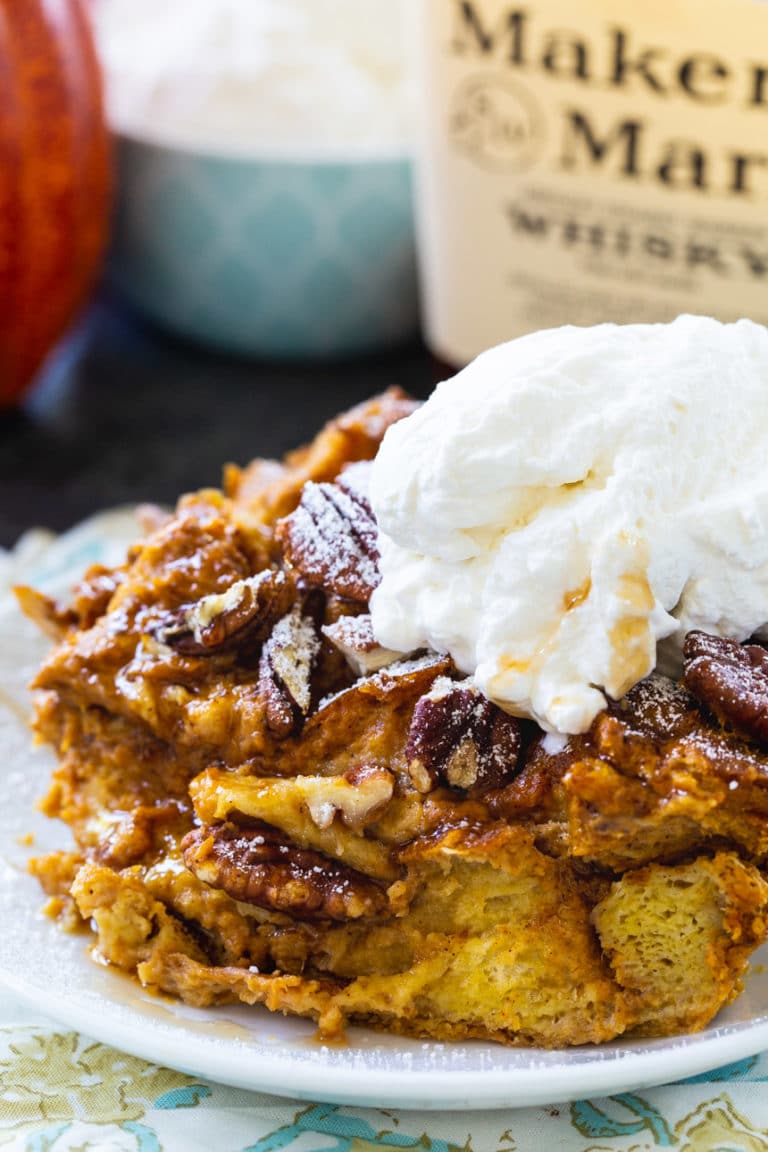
[19,391,768,1046]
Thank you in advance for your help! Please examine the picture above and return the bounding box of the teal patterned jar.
[108,135,419,359]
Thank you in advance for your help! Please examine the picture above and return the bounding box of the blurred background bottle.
[413,0,768,367]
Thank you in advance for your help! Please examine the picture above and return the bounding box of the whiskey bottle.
[414,0,768,365]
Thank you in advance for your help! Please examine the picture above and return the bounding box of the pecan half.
[321,613,402,676]
[258,603,321,737]
[406,677,522,794]
[182,822,387,921]
[276,478,379,602]
[613,672,698,742]
[683,630,768,746]
[154,569,293,656]
[311,653,452,735]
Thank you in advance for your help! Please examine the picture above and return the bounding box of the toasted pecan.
[154,569,294,657]
[684,631,768,747]
[321,613,402,676]
[406,677,522,794]
[258,602,322,737]
[182,822,388,921]
[276,478,379,603]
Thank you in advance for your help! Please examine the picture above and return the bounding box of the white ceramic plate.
[2,514,768,1110]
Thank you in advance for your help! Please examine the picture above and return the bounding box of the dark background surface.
[0,292,433,549]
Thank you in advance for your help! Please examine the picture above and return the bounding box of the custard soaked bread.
[20,390,768,1046]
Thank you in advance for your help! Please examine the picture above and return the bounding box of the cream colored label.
[416,0,768,362]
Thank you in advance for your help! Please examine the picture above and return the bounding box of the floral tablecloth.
[2,515,768,1151]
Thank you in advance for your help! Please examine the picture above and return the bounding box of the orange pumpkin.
[0,0,111,406]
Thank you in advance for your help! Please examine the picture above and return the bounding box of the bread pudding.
[18,388,768,1047]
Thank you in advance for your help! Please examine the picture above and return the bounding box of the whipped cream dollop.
[89,0,408,156]
[369,315,768,734]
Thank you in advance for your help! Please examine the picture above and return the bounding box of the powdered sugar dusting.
[622,674,695,740]
[322,612,403,676]
[365,652,446,691]
[337,460,373,501]
[317,652,445,710]
[267,606,320,713]
[324,614,377,651]
[280,480,380,602]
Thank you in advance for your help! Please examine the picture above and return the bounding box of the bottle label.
[416,0,768,362]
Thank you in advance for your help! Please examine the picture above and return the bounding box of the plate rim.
[3,962,768,1110]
